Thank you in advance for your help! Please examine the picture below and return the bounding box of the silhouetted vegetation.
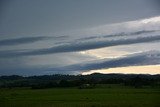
[0,73,160,89]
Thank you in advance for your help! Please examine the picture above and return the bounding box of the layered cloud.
[0,16,160,75]
[0,36,70,47]
[0,31,160,58]
[0,36,52,46]
[50,51,160,73]
[1,50,159,75]
[75,30,157,41]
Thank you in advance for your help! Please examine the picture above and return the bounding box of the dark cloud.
[0,35,160,58]
[0,66,77,76]
[0,51,159,76]
[0,36,52,46]
[0,35,69,46]
[76,30,157,41]
[0,66,52,76]
[52,51,160,72]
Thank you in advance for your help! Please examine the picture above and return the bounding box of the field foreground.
[0,87,160,107]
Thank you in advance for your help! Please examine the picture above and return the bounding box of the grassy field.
[0,86,160,107]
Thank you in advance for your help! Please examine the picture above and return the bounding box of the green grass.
[0,86,160,107]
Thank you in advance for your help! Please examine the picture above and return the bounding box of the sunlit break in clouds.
[0,0,160,76]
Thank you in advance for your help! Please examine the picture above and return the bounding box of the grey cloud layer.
[1,51,159,75]
[26,35,160,54]
[0,36,69,46]
[0,34,160,58]
[0,36,52,46]
[0,16,160,75]
[76,30,157,41]
[51,51,160,72]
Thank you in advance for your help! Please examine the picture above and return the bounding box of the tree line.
[0,73,159,89]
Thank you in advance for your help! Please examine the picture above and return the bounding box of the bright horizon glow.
[82,65,160,75]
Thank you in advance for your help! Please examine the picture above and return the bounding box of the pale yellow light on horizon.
[82,65,160,75]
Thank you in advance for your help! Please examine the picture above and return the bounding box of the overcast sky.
[1,0,160,36]
[0,0,160,76]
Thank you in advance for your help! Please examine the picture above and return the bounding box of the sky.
[0,0,160,76]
